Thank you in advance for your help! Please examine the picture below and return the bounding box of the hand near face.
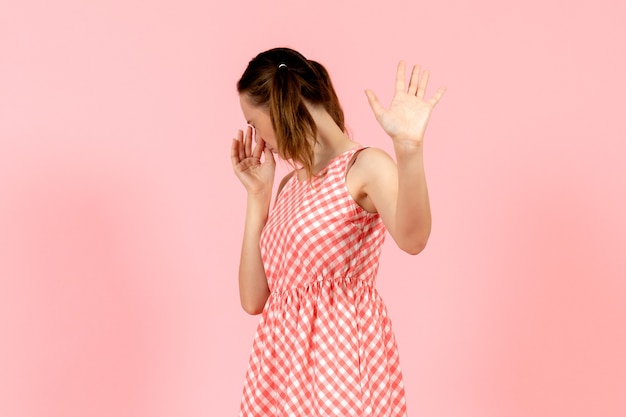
[231,126,276,195]
[365,61,446,146]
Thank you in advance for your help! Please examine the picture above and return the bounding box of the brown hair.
[237,47,346,180]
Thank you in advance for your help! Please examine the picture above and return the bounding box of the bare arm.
[349,145,430,254]
[231,126,275,314]
[393,142,431,253]
[236,170,295,314]
[361,61,445,254]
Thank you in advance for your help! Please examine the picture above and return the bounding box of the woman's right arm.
[231,126,275,314]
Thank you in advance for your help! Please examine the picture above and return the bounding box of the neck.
[307,104,358,172]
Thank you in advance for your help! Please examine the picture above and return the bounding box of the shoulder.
[353,146,394,165]
[346,146,398,213]
[347,146,397,199]
[349,146,397,184]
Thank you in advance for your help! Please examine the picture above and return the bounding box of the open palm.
[366,61,445,145]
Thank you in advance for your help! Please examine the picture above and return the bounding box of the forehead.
[239,94,254,112]
[239,94,266,122]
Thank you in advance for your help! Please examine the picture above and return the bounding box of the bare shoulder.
[349,146,397,184]
[354,146,395,164]
[347,147,398,213]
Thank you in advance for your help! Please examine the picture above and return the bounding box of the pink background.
[1,0,625,416]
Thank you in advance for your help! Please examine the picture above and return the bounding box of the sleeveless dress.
[239,146,408,417]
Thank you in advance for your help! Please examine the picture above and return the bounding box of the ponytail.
[270,65,317,179]
[308,60,345,132]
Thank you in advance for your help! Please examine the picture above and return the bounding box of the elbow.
[241,302,263,316]
[240,296,267,315]
[402,241,427,255]
[395,224,431,255]
[399,236,429,255]
[238,278,270,315]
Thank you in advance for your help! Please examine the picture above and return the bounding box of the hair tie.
[278,63,287,69]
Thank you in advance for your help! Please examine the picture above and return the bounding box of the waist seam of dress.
[269,273,374,296]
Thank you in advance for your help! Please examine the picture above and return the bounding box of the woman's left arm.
[362,61,445,255]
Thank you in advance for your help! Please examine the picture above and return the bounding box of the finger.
[244,125,253,156]
[252,137,264,159]
[231,138,240,169]
[364,89,385,118]
[395,60,406,93]
[263,145,275,166]
[237,129,245,162]
[417,69,430,100]
[407,65,421,95]
[429,86,447,106]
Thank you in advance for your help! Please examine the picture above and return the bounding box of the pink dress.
[240,146,408,417]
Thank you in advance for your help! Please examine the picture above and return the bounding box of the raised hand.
[365,61,446,146]
[231,126,276,195]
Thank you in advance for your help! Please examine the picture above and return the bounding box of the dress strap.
[343,145,370,177]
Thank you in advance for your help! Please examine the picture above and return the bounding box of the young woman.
[231,47,445,417]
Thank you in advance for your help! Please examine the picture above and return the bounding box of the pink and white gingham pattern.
[240,146,408,417]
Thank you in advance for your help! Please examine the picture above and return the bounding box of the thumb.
[263,146,276,165]
[364,89,384,117]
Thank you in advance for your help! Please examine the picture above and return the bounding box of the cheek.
[257,128,273,143]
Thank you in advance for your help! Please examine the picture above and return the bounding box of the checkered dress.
[240,146,408,417]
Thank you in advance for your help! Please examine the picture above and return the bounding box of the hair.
[237,47,346,180]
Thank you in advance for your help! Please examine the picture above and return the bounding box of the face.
[239,94,278,153]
